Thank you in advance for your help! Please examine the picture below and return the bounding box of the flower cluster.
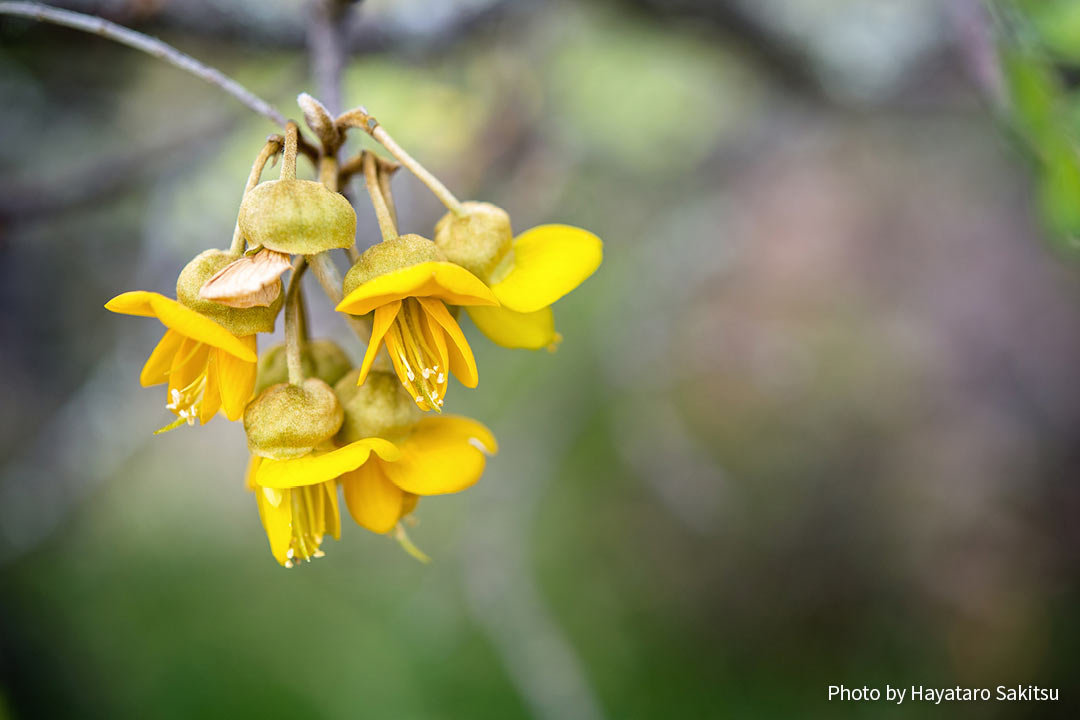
[106,95,602,567]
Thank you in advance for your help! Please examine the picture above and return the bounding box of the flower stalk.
[284,258,308,385]
[230,136,284,255]
[363,151,398,242]
[280,121,300,182]
[337,107,465,217]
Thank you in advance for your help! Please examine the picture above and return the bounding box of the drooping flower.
[331,369,497,536]
[335,234,498,411]
[246,439,399,566]
[105,251,281,430]
[435,202,602,350]
[106,292,259,429]
[341,415,496,534]
[243,374,399,566]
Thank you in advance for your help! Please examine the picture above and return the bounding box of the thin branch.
[0,2,289,125]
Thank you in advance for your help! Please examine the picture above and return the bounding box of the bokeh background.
[3,0,1080,718]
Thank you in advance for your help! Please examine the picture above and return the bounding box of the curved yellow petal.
[255,483,293,566]
[106,291,258,362]
[417,297,478,388]
[321,480,342,541]
[341,460,404,534]
[356,301,400,385]
[217,337,257,421]
[383,416,497,495]
[256,437,401,489]
[245,455,262,492]
[336,261,497,317]
[104,290,159,318]
[168,338,210,397]
[199,351,223,424]
[492,225,602,313]
[140,329,184,387]
[466,305,561,351]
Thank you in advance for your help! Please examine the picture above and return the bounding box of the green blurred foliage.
[997,0,1080,251]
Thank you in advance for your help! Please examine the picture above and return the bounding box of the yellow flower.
[105,291,258,429]
[467,224,602,350]
[248,437,400,566]
[336,259,497,411]
[339,415,498,535]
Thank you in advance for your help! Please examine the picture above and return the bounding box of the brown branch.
[0,1,288,125]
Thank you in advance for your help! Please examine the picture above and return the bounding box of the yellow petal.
[217,337,257,421]
[168,338,210,397]
[106,290,257,362]
[322,480,342,541]
[256,437,401,489]
[255,483,293,566]
[199,351,223,424]
[401,493,420,518]
[491,225,602,313]
[245,455,262,492]
[140,329,184,387]
[336,261,498,317]
[341,460,404,534]
[383,416,497,495]
[417,297,478,388]
[104,290,159,318]
[356,301,400,385]
[466,304,561,350]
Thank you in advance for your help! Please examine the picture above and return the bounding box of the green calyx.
[237,178,357,255]
[334,369,423,444]
[342,234,444,297]
[243,378,344,459]
[176,250,282,336]
[255,339,352,396]
[433,201,513,281]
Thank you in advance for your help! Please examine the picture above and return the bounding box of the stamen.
[161,349,211,431]
[384,299,448,411]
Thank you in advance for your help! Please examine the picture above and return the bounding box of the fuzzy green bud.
[433,201,513,280]
[176,250,281,336]
[244,378,344,459]
[237,178,357,255]
[342,234,444,297]
[334,369,422,444]
[255,340,353,396]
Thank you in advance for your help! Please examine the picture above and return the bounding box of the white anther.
[436,373,445,384]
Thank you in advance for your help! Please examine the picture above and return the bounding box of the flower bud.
[342,234,444,297]
[176,250,282,335]
[334,369,422,443]
[255,339,352,396]
[244,378,344,459]
[433,201,513,280]
[237,179,357,255]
